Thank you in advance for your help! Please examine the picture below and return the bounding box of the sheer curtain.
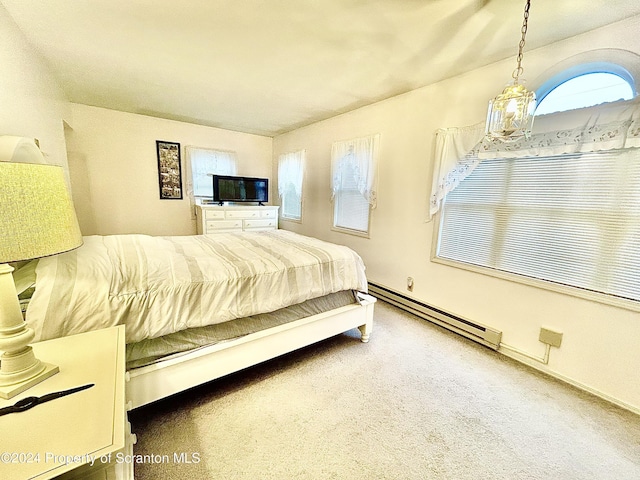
[186,146,237,200]
[278,150,305,220]
[331,134,380,208]
[429,123,485,217]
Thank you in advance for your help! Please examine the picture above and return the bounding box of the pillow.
[12,260,38,319]
[12,259,38,297]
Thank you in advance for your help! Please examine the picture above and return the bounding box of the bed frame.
[126,293,376,409]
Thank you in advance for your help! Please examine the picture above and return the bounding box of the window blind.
[333,161,370,233]
[282,183,302,219]
[437,149,640,303]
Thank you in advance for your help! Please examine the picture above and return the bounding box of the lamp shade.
[0,161,82,263]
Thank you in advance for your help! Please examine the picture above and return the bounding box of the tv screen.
[212,175,269,204]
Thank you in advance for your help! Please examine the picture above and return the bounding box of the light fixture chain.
[512,0,531,82]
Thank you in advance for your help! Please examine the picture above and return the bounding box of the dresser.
[195,204,279,234]
[0,326,134,480]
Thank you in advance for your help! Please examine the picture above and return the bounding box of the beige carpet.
[129,300,640,479]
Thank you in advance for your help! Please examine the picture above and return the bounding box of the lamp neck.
[511,0,531,84]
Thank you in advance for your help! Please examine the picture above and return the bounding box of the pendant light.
[485,0,536,141]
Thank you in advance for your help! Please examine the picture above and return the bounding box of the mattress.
[126,289,358,369]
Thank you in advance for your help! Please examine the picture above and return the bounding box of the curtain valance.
[429,98,640,217]
[429,123,484,217]
[480,97,640,159]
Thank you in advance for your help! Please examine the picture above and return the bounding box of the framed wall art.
[156,140,183,200]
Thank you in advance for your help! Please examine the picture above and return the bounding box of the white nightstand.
[0,326,134,480]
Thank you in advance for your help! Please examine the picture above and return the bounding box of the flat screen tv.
[212,175,269,205]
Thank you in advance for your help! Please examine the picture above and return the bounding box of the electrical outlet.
[539,327,563,348]
[407,277,414,292]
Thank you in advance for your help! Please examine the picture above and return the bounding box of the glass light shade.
[486,82,537,141]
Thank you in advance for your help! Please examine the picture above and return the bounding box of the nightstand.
[0,326,134,480]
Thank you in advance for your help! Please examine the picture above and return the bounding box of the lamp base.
[0,264,60,399]
[0,362,59,399]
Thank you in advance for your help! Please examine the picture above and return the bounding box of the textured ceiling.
[3,0,640,136]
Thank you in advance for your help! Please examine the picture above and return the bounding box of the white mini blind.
[437,149,640,303]
[334,162,371,232]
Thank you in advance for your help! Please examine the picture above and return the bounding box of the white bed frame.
[126,293,376,409]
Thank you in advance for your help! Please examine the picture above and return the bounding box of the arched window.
[433,61,640,309]
[535,72,635,115]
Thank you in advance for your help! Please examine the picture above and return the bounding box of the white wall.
[66,104,273,236]
[0,4,69,169]
[273,15,640,412]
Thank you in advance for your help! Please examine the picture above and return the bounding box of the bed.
[21,230,375,408]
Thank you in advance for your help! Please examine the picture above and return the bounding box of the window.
[432,64,640,309]
[278,150,304,221]
[186,146,237,199]
[436,150,640,305]
[536,72,634,115]
[331,135,379,236]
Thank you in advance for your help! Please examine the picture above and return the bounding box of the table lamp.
[0,136,83,398]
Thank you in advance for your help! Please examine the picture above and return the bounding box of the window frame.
[535,71,635,115]
[331,181,372,238]
[186,146,237,201]
[431,58,640,312]
[431,150,640,313]
[330,134,379,238]
[533,49,640,108]
[281,184,304,223]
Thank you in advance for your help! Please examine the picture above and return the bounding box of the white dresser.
[195,204,279,234]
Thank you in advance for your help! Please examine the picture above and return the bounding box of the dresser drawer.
[244,219,277,229]
[206,219,242,232]
[204,209,225,220]
[261,209,277,219]
[226,209,260,219]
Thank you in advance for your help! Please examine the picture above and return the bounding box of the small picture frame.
[156,140,183,200]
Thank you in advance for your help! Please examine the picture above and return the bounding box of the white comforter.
[26,230,367,344]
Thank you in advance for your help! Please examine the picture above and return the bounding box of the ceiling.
[3,0,640,136]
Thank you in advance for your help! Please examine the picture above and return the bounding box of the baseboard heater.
[368,282,502,350]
